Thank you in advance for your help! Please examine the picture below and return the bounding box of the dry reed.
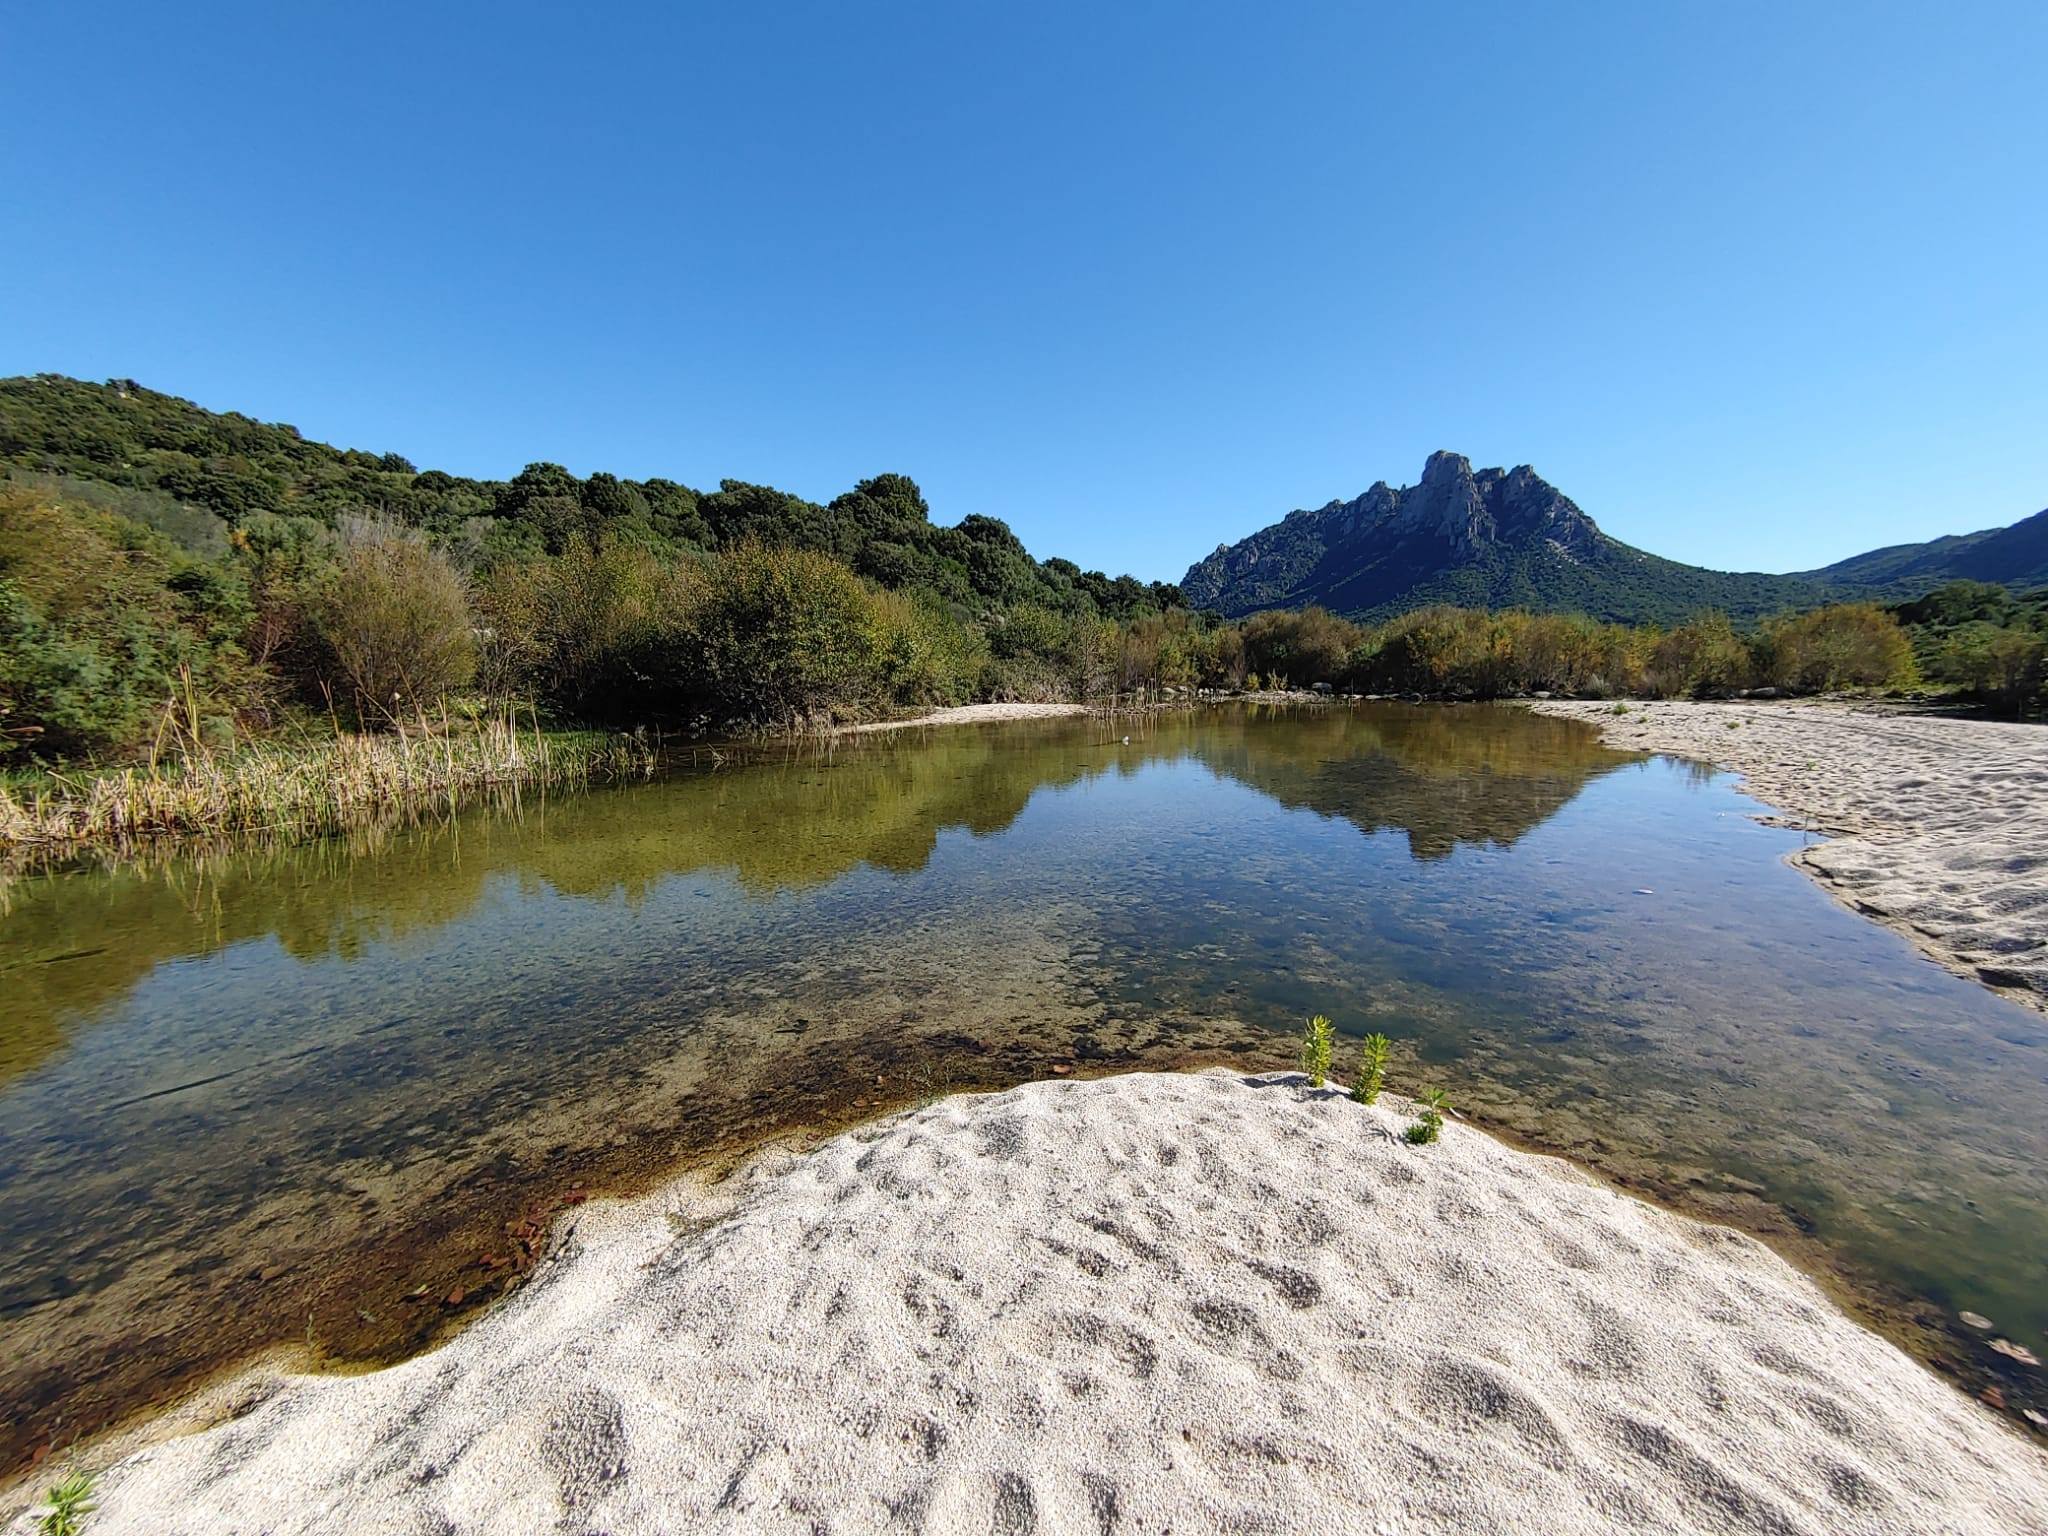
[0,713,656,859]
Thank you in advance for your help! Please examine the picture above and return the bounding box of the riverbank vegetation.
[3,377,2041,819]
[0,713,654,856]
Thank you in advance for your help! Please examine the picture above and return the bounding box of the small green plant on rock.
[37,1468,97,1536]
[1298,1014,1335,1088]
[1404,1087,1450,1145]
[1350,1033,1391,1104]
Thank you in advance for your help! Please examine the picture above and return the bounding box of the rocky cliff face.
[1180,452,1812,624]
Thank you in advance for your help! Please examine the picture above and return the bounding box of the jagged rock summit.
[1179,452,1817,624]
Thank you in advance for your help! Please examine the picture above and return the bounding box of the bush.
[1362,607,1514,696]
[308,520,476,722]
[1930,623,2046,715]
[1513,612,1643,696]
[681,542,886,722]
[1645,613,1752,697]
[1242,607,1361,687]
[1756,604,1914,693]
[871,587,984,706]
[476,537,680,716]
[0,490,253,759]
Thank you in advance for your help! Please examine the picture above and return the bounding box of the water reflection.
[0,706,1621,1077]
[0,704,2041,1463]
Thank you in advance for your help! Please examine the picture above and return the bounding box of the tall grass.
[0,711,657,858]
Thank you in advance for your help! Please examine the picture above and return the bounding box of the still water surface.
[2,704,2043,1457]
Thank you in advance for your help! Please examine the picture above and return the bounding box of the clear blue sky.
[5,1,2043,582]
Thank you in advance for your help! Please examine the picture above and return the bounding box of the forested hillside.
[0,375,1181,618]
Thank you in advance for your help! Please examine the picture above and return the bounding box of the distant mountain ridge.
[1795,505,2048,597]
[1181,451,2048,623]
[1180,452,1817,624]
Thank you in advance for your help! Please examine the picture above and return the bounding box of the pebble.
[1960,1311,1993,1330]
[1988,1339,2042,1368]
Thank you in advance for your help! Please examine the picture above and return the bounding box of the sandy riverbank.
[832,701,1090,734]
[1529,699,2048,1010]
[27,1070,2044,1535]
[831,693,1339,735]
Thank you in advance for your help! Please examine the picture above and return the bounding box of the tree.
[580,472,652,531]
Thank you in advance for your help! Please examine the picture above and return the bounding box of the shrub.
[989,602,1076,664]
[682,541,886,722]
[1756,604,1914,693]
[1362,607,1517,697]
[1242,607,1361,688]
[1645,613,1752,697]
[870,587,984,706]
[0,490,254,759]
[1298,1013,1335,1088]
[1349,1032,1391,1104]
[475,537,680,715]
[1403,1086,1450,1145]
[1930,623,2047,715]
[0,577,130,758]
[308,520,476,722]
[1514,612,1640,696]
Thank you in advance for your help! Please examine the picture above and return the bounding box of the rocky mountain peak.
[1419,450,1475,486]
[1178,451,1722,622]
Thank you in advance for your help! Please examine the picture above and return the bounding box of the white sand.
[833,702,1089,735]
[1530,699,2048,1009]
[35,1071,2045,1536]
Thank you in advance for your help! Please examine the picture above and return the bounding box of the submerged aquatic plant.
[1298,1013,1335,1088]
[1349,1032,1391,1105]
[37,1468,97,1536]
[912,1058,955,1110]
[1404,1086,1450,1145]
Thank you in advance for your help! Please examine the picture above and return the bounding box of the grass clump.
[1404,1086,1450,1145]
[1297,1013,1335,1088]
[36,1468,96,1536]
[1349,1032,1391,1104]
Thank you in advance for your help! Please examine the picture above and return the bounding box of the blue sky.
[5,2,2043,582]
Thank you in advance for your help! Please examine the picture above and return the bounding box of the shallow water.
[2,703,2043,1457]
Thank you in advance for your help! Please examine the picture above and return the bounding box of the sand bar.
[831,702,1090,734]
[32,1070,2046,1535]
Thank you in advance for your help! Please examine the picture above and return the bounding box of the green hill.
[1797,507,2048,599]
[0,374,1182,620]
